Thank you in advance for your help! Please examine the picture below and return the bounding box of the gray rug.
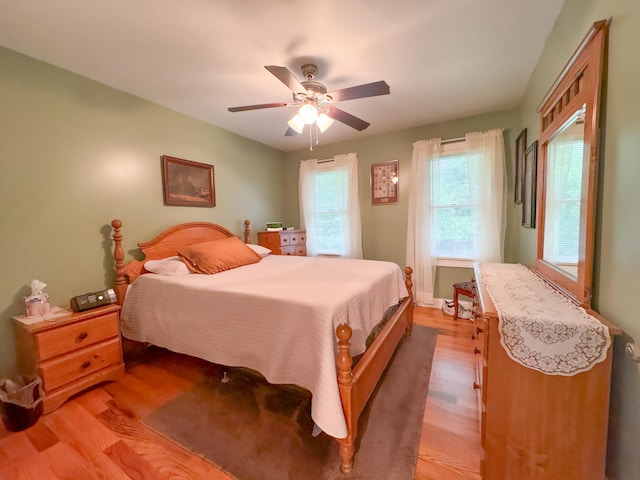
[143,325,437,480]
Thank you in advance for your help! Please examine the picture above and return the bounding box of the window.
[299,154,362,258]
[543,138,583,265]
[431,144,480,261]
[406,130,505,305]
[312,168,348,255]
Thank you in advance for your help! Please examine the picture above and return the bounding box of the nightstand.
[258,230,306,256]
[12,304,124,414]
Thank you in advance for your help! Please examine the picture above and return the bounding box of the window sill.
[436,258,474,268]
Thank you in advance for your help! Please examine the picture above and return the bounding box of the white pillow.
[246,244,271,257]
[144,256,191,275]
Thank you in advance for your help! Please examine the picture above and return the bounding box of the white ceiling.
[0,0,564,152]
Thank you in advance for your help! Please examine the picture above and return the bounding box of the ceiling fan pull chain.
[309,124,314,151]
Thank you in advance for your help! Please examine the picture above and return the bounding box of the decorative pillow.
[246,243,271,257]
[178,236,262,274]
[144,256,191,276]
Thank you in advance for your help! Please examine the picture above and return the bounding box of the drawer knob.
[473,382,481,390]
[474,347,481,355]
[78,332,88,340]
[476,326,484,334]
[81,360,91,369]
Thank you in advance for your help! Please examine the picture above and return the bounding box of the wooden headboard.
[111,219,251,305]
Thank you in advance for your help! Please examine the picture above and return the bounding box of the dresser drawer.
[35,311,120,361]
[280,233,291,247]
[39,337,122,391]
[258,230,306,256]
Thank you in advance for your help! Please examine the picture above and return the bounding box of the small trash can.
[0,376,44,432]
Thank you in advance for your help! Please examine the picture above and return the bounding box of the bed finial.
[244,219,251,244]
[404,266,414,336]
[336,324,353,386]
[404,266,413,296]
[111,219,126,305]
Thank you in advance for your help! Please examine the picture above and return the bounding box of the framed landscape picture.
[371,160,399,205]
[161,155,215,207]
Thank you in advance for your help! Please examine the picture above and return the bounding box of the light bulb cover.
[299,103,318,124]
[287,114,304,134]
[316,113,334,133]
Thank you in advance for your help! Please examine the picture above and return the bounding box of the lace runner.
[479,263,611,376]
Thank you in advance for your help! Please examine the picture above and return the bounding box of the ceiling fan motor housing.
[301,63,318,80]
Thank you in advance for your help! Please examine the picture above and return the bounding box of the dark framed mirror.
[535,19,609,307]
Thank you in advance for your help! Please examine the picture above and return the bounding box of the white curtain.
[406,130,505,306]
[466,129,505,263]
[406,139,441,306]
[299,153,363,259]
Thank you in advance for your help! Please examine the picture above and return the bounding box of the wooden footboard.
[335,267,414,473]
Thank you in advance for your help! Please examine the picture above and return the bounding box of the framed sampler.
[371,160,399,205]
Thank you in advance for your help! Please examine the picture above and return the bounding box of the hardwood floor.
[0,307,481,479]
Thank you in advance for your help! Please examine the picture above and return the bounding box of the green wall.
[283,109,522,298]
[518,1,640,478]
[0,47,285,377]
[3,3,639,475]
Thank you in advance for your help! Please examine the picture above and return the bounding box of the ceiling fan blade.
[265,65,306,94]
[284,127,299,136]
[228,102,288,112]
[325,107,370,131]
[327,80,390,102]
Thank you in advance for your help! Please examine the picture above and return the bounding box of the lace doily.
[479,263,611,376]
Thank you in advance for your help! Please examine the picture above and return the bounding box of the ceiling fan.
[228,64,390,138]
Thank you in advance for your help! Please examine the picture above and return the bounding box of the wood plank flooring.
[0,307,481,479]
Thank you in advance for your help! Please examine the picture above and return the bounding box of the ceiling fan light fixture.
[316,113,334,133]
[298,103,318,124]
[287,114,305,134]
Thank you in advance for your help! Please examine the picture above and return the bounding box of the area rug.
[143,325,437,480]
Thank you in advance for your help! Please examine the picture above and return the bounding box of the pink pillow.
[178,237,262,274]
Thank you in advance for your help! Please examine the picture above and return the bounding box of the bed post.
[243,219,251,244]
[405,266,414,336]
[336,324,356,473]
[111,219,127,306]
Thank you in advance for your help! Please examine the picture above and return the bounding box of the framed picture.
[522,141,538,228]
[371,160,399,205]
[514,128,527,204]
[161,155,215,207]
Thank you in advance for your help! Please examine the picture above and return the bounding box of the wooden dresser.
[472,264,621,480]
[12,304,124,413]
[258,229,306,256]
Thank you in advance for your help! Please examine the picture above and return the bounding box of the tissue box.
[24,296,50,318]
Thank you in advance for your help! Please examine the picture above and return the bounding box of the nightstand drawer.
[35,312,120,361]
[39,337,122,391]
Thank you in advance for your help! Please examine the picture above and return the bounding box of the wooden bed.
[110,218,414,473]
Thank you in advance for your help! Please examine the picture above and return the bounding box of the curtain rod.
[441,136,465,144]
